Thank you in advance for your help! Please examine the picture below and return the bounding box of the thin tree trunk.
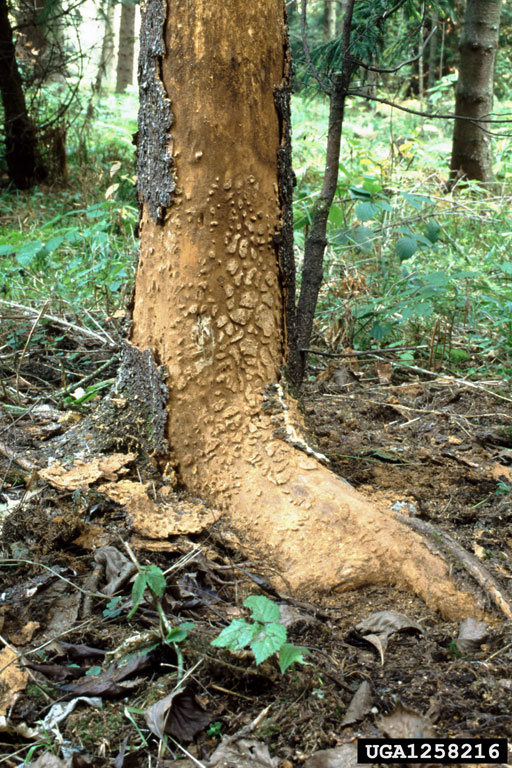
[115,0,135,93]
[94,0,115,93]
[0,0,45,188]
[426,10,438,111]
[295,0,356,383]
[450,0,502,183]
[322,0,336,41]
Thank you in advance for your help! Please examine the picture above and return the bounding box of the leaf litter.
[1,330,512,765]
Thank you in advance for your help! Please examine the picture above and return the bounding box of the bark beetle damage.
[137,0,175,224]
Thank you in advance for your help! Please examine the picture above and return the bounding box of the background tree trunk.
[94,0,115,93]
[130,0,493,618]
[426,9,439,110]
[450,0,502,183]
[0,0,45,188]
[115,0,135,93]
[322,0,336,41]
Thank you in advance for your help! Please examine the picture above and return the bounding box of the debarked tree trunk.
[130,0,509,619]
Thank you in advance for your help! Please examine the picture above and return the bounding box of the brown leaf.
[304,744,360,768]
[144,686,211,742]
[0,646,28,716]
[377,702,434,739]
[356,610,423,636]
[341,680,372,726]
[456,617,489,653]
[60,652,152,698]
[209,738,279,767]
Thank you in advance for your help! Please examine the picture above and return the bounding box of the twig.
[15,300,49,403]
[54,353,119,399]
[0,440,38,472]
[0,558,110,599]
[302,345,428,358]
[0,300,116,347]
[351,25,437,75]
[300,0,331,95]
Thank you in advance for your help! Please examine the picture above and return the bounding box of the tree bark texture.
[450,0,502,183]
[0,0,45,188]
[115,0,135,93]
[130,0,496,619]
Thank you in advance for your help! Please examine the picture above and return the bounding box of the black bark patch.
[137,0,175,224]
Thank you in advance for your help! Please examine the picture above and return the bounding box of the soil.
[1,336,512,767]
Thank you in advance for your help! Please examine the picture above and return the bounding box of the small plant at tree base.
[211,595,310,674]
[128,563,194,678]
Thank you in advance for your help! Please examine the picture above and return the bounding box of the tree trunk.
[426,9,439,110]
[115,0,135,93]
[322,0,336,41]
[94,0,116,93]
[295,0,356,382]
[450,0,502,184]
[130,0,500,619]
[0,0,45,188]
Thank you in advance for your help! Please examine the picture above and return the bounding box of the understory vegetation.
[1,88,511,382]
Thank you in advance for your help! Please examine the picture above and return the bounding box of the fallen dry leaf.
[144,686,211,742]
[0,646,28,716]
[456,617,489,653]
[209,738,279,767]
[304,744,361,768]
[341,680,372,726]
[377,702,434,738]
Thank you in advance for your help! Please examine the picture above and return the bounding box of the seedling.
[211,594,310,674]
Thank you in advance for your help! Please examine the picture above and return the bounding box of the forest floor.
[1,327,512,767]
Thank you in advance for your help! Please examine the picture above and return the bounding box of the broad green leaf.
[356,201,379,221]
[348,225,374,253]
[0,244,15,256]
[16,241,44,267]
[500,261,512,275]
[143,564,166,597]
[210,619,258,650]
[244,595,281,624]
[328,204,345,229]
[349,185,372,201]
[166,621,195,644]
[128,572,147,618]
[424,220,441,243]
[396,237,417,262]
[278,644,311,674]
[250,622,287,665]
[425,271,449,287]
[86,665,102,676]
[370,322,392,340]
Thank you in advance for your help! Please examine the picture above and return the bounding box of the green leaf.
[244,595,281,624]
[103,596,123,618]
[348,225,374,253]
[143,564,166,597]
[128,572,147,618]
[425,271,449,287]
[210,619,258,650]
[250,622,287,665]
[328,204,345,229]
[349,185,372,200]
[424,220,441,243]
[370,322,392,340]
[278,643,311,674]
[16,241,44,267]
[0,244,15,256]
[396,237,418,262]
[500,261,512,275]
[356,201,379,221]
[166,621,195,644]
[86,665,102,676]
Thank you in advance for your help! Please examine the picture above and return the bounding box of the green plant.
[206,721,223,738]
[211,595,310,675]
[128,563,194,679]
